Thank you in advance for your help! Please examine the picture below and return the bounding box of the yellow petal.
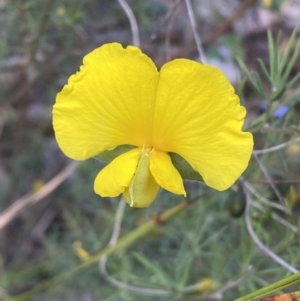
[149,149,186,196]
[153,59,253,190]
[123,151,160,208]
[94,148,141,197]
[53,43,159,160]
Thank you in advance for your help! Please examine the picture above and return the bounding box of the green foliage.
[237,29,300,102]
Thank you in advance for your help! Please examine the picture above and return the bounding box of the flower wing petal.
[94,148,141,197]
[153,60,253,190]
[149,149,186,196]
[53,43,159,160]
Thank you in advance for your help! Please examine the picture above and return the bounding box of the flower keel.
[123,150,160,208]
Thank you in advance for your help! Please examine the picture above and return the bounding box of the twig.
[165,0,181,62]
[172,0,256,59]
[205,0,257,45]
[251,201,298,234]
[31,209,57,240]
[242,182,299,274]
[207,266,253,300]
[242,180,297,233]
[250,179,300,184]
[185,0,206,64]
[107,198,126,246]
[0,162,79,230]
[0,288,10,301]
[243,180,291,215]
[151,0,182,42]
[252,152,286,206]
[253,137,300,155]
[0,104,13,137]
[117,0,140,47]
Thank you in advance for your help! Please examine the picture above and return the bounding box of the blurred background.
[1,0,300,300]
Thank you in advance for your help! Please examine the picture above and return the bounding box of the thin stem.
[253,137,300,155]
[0,162,79,230]
[185,0,206,64]
[252,152,286,205]
[242,179,297,233]
[117,0,140,47]
[251,201,298,233]
[242,183,298,274]
[165,0,181,62]
[243,180,290,215]
[208,267,253,300]
[108,198,126,245]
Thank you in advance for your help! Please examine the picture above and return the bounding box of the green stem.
[234,271,300,301]
[8,199,196,301]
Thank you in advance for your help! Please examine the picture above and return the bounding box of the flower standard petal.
[153,59,253,190]
[94,148,141,197]
[149,149,186,196]
[53,43,159,160]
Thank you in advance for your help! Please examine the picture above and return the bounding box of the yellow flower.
[53,43,253,208]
